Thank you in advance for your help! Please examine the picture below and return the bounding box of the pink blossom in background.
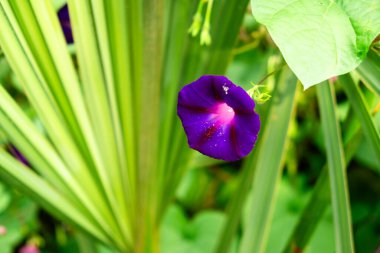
[19,244,40,253]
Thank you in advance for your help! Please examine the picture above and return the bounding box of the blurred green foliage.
[0,183,38,253]
[161,205,238,253]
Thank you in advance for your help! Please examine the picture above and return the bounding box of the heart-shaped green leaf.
[161,205,237,253]
[251,0,380,88]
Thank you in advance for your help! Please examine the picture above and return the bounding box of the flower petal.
[232,113,260,157]
[58,5,73,44]
[178,76,220,109]
[196,124,239,161]
[223,85,256,113]
[177,75,260,161]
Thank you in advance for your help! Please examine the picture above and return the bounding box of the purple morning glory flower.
[58,5,73,44]
[177,75,260,161]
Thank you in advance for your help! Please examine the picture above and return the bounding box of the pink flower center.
[212,103,235,123]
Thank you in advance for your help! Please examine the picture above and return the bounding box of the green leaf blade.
[283,116,364,253]
[316,81,355,253]
[238,67,297,253]
[0,152,113,248]
[340,74,380,171]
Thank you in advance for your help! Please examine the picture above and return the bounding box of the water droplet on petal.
[223,85,229,94]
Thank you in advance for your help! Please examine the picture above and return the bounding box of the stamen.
[212,103,235,123]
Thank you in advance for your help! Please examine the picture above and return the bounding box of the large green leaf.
[338,1,380,56]
[251,0,380,87]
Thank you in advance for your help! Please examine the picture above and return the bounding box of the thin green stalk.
[89,0,126,184]
[1,0,112,212]
[31,0,109,184]
[283,129,362,253]
[136,0,164,251]
[285,167,330,253]
[0,86,126,250]
[2,0,96,186]
[125,0,143,217]
[91,0,136,237]
[6,1,88,152]
[28,0,115,196]
[356,58,380,97]
[0,2,74,149]
[0,2,132,251]
[126,0,143,133]
[283,85,379,252]
[23,2,124,225]
[213,140,260,253]
[238,67,297,253]
[340,74,380,170]
[104,1,138,221]
[67,0,132,243]
[0,152,112,246]
[316,81,354,253]
[206,0,249,73]
[157,0,193,217]
[0,2,128,247]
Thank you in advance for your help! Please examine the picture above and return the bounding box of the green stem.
[316,82,354,253]
[340,74,380,170]
[136,0,164,252]
[238,68,297,253]
[283,129,362,253]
